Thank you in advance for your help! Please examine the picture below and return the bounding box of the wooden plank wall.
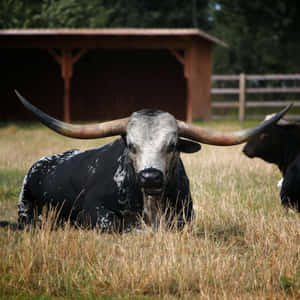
[0,48,187,122]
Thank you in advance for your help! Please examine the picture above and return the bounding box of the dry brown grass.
[0,122,299,299]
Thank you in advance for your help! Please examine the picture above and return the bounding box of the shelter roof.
[0,28,227,47]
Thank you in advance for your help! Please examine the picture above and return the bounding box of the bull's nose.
[138,168,164,190]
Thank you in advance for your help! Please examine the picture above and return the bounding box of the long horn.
[264,113,291,125]
[15,90,128,139]
[177,104,292,146]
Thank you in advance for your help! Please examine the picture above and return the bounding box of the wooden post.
[48,48,87,122]
[61,49,73,122]
[184,49,192,122]
[169,48,191,121]
[170,46,211,122]
[185,42,212,122]
[239,73,246,121]
[64,76,71,122]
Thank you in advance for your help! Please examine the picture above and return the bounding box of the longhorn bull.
[15,91,291,230]
[243,114,300,211]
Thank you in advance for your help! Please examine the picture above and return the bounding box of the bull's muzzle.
[138,168,164,195]
[242,145,255,158]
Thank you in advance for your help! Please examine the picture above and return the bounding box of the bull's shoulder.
[83,137,126,158]
[24,137,127,189]
[280,155,300,210]
[73,138,126,173]
[281,155,300,194]
[39,138,125,172]
[292,154,300,167]
[28,149,81,176]
[165,158,191,197]
[175,158,189,180]
[285,155,300,177]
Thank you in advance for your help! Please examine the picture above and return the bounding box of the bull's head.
[126,110,200,194]
[15,91,292,226]
[243,114,298,168]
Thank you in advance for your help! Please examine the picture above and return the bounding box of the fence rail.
[211,73,300,121]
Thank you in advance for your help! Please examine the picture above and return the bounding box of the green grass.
[0,169,25,201]
[0,122,299,299]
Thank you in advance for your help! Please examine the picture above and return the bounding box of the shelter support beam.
[48,48,87,122]
[169,49,189,79]
[184,44,212,122]
[170,46,211,122]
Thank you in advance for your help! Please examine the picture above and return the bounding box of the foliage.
[35,0,112,28]
[0,0,211,29]
[0,0,112,28]
[102,0,210,29]
[211,1,300,74]
[0,0,30,28]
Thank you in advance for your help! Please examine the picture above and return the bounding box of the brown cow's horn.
[177,104,293,146]
[15,90,128,139]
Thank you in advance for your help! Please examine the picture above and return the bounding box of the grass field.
[0,122,299,299]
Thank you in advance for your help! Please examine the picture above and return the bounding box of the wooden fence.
[211,74,300,121]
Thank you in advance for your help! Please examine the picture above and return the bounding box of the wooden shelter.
[0,29,226,122]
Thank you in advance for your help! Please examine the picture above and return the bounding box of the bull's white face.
[126,110,179,181]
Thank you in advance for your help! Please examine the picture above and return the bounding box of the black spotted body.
[18,134,195,231]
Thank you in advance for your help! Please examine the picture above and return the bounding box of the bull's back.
[21,138,126,220]
[22,149,81,210]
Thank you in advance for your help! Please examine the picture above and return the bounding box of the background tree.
[0,0,211,30]
[35,0,112,28]
[0,0,30,28]
[211,0,300,74]
[102,0,211,30]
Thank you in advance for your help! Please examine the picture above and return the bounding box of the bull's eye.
[128,143,137,154]
[167,143,176,153]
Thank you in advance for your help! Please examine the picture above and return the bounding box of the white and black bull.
[15,91,291,231]
[243,114,300,212]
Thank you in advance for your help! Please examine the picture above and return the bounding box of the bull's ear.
[177,138,201,153]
